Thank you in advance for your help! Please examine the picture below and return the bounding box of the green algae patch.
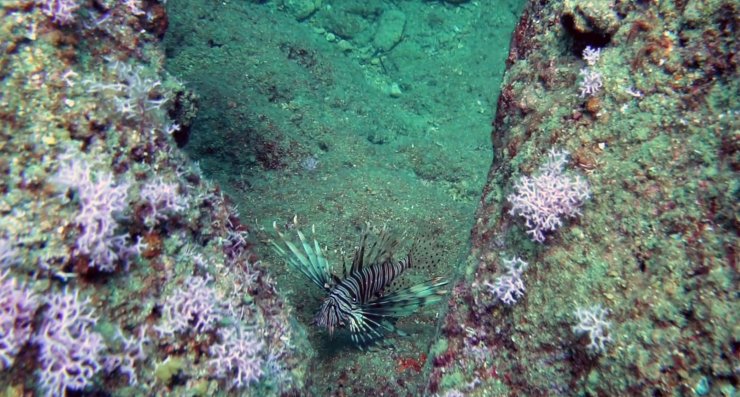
[154,357,185,384]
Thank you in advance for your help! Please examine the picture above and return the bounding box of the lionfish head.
[314,295,351,337]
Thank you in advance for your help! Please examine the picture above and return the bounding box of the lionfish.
[271,222,449,346]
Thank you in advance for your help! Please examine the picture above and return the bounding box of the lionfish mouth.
[314,304,330,333]
[271,222,449,347]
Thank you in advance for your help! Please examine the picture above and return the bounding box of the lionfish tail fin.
[364,277,449,317]
[407,236,445,273]
[271,222,332,290]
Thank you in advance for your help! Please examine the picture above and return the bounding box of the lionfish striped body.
[271,223,448,346]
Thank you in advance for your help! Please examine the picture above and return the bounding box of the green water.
[1,0,735,395]
[164,1,525,394]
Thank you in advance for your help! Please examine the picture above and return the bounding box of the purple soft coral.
[37,0,80,24]
[573,305,613,354]
[0,271,39,369]
[485,256,529,305]
[209,327,264,389]
[55,158,130,271]
[139,177,189,227]
[508,149,590,243]
[155,275,222,337]
[34,289,104,396]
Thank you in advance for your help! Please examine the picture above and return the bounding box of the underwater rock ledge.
[428,0,738,396]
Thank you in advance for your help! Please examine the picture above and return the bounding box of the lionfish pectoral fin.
[392,324,409,337]
[363,277,449,317]
[350,320,406,350]
[378,319,408,338]
[345,309,397,348]
[271,222,333,290]
[350,324,395,350]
